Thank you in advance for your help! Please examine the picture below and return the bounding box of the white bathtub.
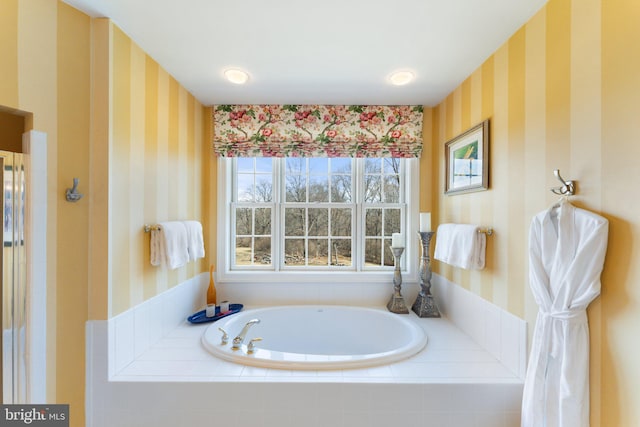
[201,305,428,370]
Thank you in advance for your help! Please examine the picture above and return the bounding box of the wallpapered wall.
[1,1,90,423]
[103,22,208,318]
[2,0,640,426]
[0,3,208,426]
[423,0,640,425]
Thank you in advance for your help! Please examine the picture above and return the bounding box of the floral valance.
[213,105,423,158]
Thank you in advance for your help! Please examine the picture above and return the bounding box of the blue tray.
[187,304,243,324]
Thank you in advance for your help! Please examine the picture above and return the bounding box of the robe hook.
[65,177,83,202]
[550,169,575,196]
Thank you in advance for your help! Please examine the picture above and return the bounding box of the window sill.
[216,269,418,286]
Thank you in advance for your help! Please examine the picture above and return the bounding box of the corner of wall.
[433,273,527,378]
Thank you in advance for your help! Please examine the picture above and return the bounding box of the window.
[223,157,417,276]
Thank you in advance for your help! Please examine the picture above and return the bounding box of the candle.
[419,213,431,232]
[220,300,230,313]
[206,304,216,318]
[391,233,404,248]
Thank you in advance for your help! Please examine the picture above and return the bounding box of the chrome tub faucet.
[231,319,261,350]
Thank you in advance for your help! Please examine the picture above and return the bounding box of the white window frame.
[217,157,420,284]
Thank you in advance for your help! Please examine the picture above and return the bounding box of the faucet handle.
[218,327,229,345]
[247,337,263,354]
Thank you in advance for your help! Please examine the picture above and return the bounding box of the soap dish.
[187,304,243,324]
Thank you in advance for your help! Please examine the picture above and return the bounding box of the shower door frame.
[1,130,47,404]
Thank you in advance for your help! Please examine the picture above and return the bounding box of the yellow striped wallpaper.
[2,0,640,426]
[107,24,208,317]
[0,3,207,425]
[0,1,90,423]
[424,0,640,425]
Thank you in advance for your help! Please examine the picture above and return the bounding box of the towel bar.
[477,228,493,236]
[143,224,161,233]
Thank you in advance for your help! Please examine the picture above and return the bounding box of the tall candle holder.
[386,246,409,314]
[412,231,441,318]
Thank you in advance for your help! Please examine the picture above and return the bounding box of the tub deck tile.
[111,315,523,385]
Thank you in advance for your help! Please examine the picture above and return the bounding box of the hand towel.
[434,223,486,270]
[151,221,189,269]
[182,220,205,262]
[150,228,164,267]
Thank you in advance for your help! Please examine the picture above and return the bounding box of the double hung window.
[228,157,414,272]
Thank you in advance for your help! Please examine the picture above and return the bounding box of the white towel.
[150,229,163,267]
[434,223,486,270]
[150,221,189,269]
[182,220,205,262]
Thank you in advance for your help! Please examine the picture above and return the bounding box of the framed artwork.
[444,119,489,195]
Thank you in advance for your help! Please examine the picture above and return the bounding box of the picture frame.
[444,119,489,195]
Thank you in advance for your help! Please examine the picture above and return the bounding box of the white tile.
[94,278,528,427]
[147,298,164,344]
[107,318,116,378]
[366,365,394,377]
[240,366,269,377]
[152,336,200,349]
[500,311,522,377]
[368,384,424,413]
[412,349,497,363]
[420,412,453,426]
[118,359,220,377]
[390,362,431,378]
[450,412,483,427]
[465,295,487,346]
[137,345,214,362]
[517,320,528,378]
[504,411,522,427]
[212,360,246,376]
[343,411,373,427]
[165,322,208,338]
[421,384,457,412]
[161,288,184,334]
[499,383,525,412]
[114,311,135,374]
[133,305,150,358]
[425,325,480,351]
[453,384,512,413]
[484,303,502,360]
[475,411,507,427]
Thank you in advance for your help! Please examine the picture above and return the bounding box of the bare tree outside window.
[231,157,405,271]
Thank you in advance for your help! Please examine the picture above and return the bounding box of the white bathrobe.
[522,200,608,427]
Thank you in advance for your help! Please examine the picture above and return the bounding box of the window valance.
[213,105,423,158]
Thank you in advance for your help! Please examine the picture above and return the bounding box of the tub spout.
[232,319,260,350]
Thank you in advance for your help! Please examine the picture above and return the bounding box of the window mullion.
[273,158,282,272]
[227,156,411,275]
[354,158,364,272]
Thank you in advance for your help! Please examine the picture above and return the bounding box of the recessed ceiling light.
[388,70,415,86]
[224,68,249,85]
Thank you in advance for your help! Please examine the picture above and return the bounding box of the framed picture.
[445,119,489,195]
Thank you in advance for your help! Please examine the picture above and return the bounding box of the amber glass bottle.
[206,265,217,306]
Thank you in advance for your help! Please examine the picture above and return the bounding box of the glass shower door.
[1,151,27,404]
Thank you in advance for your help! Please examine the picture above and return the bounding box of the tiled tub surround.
[86,273,527,427]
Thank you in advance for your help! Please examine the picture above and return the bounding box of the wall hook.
[550,169,575,196]
[65,178,83,202]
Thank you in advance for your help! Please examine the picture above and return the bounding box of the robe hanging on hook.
[65,178,83,202]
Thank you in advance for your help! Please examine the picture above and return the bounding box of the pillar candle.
[391,233,403,248]
[419,213,431,232]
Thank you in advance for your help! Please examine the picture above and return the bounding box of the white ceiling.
[62,0,547,107]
